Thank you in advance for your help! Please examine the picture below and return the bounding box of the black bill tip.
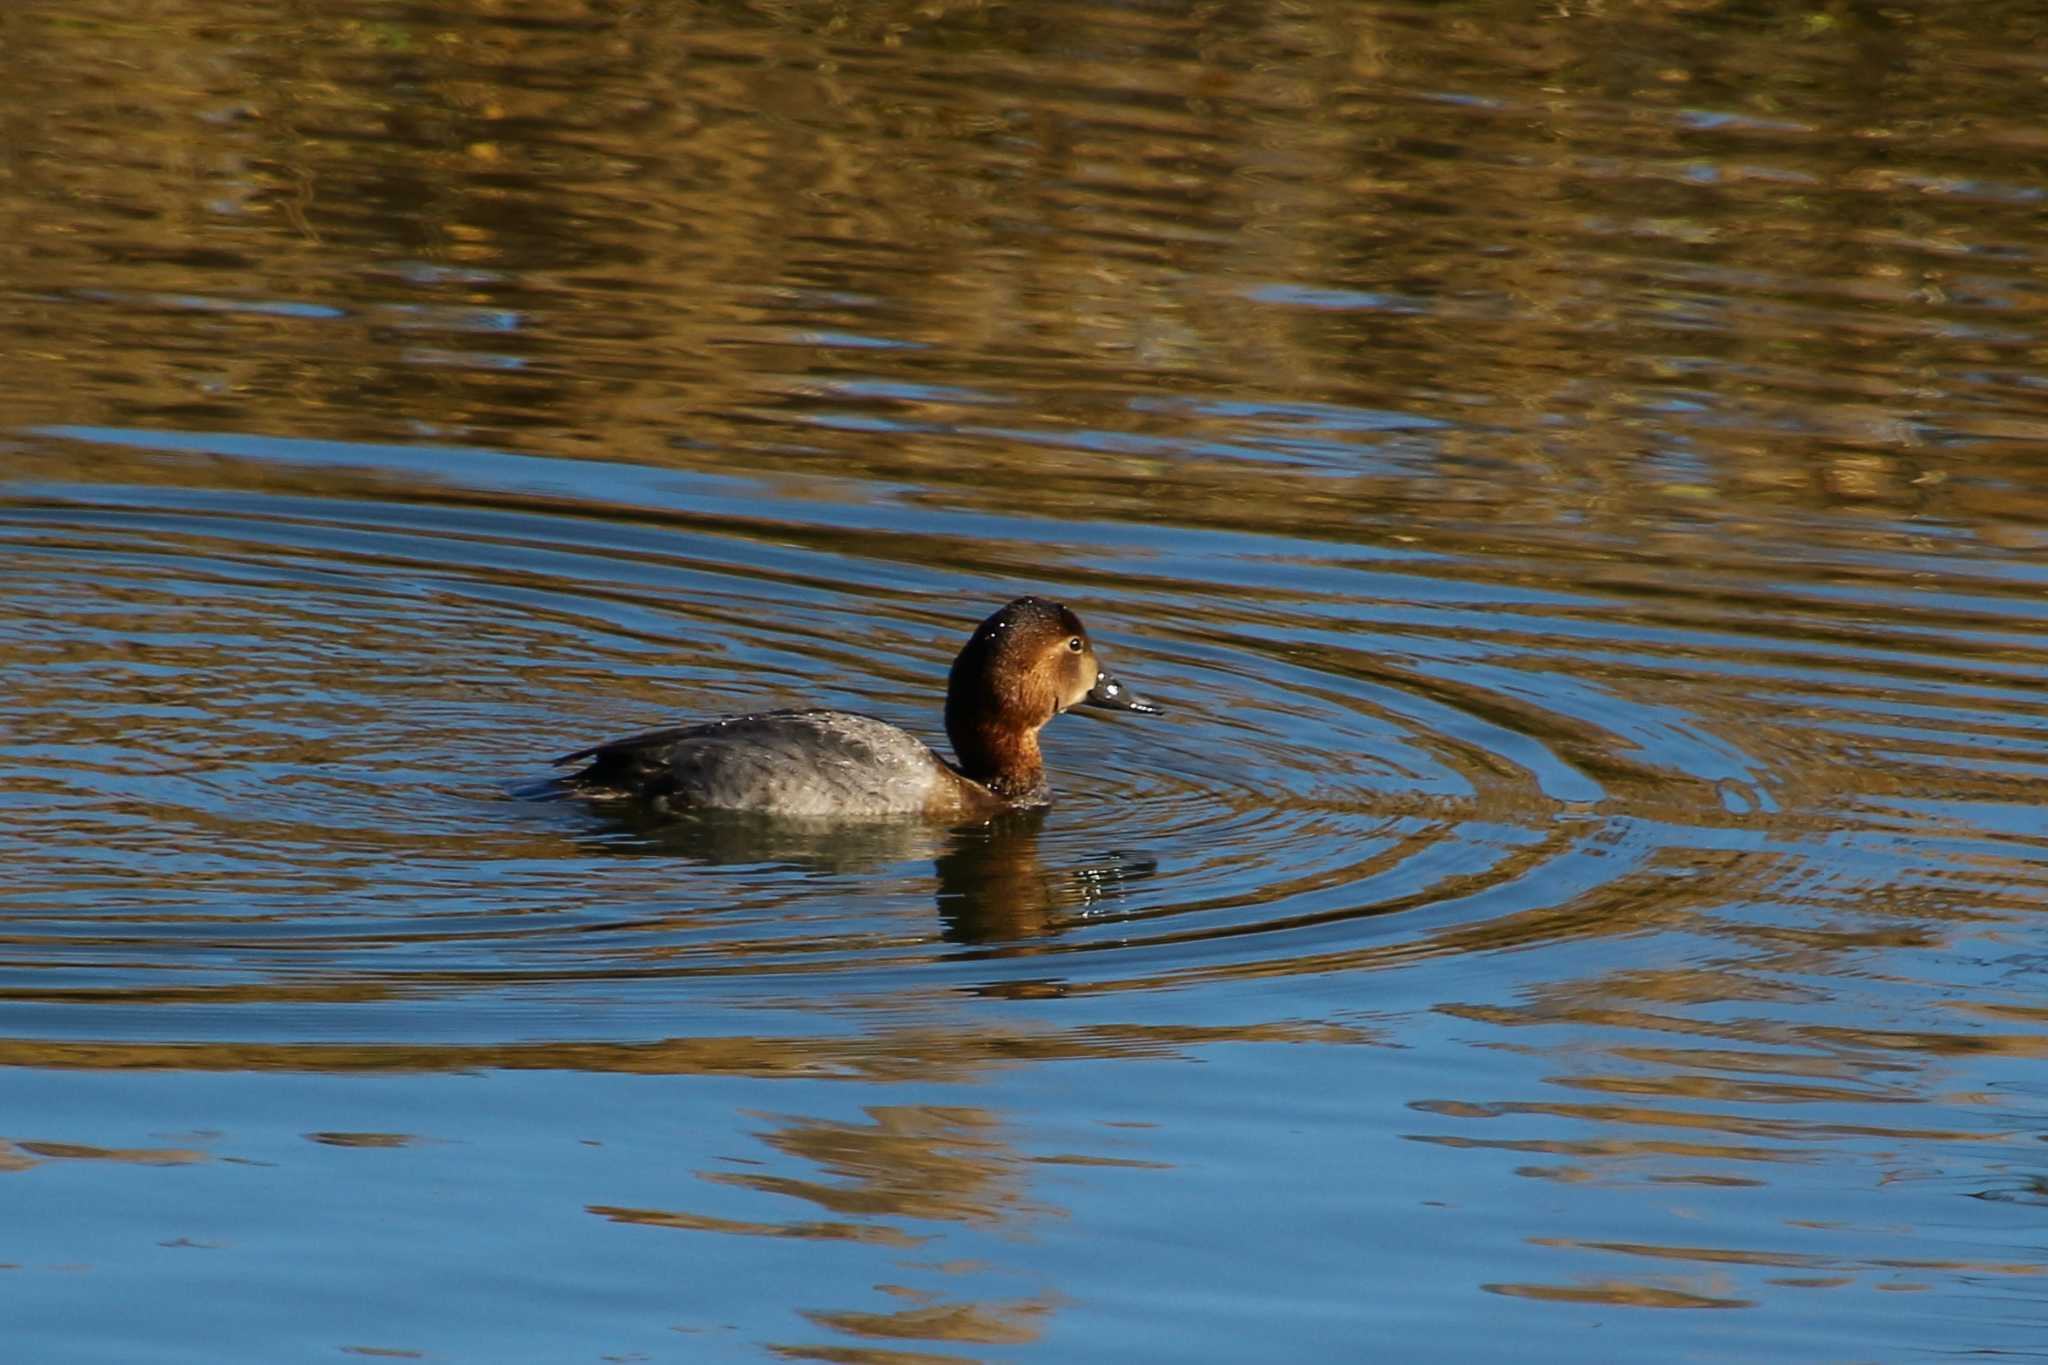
[1084,672,1161,715]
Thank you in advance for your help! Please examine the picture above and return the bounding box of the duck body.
[555,596,1157,821]
[557,709,999,819]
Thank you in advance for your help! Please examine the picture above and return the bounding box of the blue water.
[6,1,2048,1360]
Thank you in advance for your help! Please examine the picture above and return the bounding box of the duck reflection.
[576,800,950,869]
[933,810,1156,944]
[562,803,1156,943]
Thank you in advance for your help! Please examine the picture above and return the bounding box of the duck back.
[557,709,971,818]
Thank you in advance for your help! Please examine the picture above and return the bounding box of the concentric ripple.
[0,423,1939,1045]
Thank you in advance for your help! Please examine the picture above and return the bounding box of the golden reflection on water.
[0,1019,1370,1076]
[7,0,2045,549]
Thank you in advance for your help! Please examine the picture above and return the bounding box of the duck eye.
[1067,637,1084,653]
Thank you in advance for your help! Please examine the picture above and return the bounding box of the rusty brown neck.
[946,717,1049,804]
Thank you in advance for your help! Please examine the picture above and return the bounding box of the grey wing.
[557,710,947,815]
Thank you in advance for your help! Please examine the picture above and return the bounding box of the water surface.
[5,1,2048,1360]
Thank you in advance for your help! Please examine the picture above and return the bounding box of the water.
[5,1,2048,1360]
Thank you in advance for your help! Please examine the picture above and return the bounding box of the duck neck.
[946,715,1048,803]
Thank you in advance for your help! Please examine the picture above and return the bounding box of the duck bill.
[1083,672,1161,714]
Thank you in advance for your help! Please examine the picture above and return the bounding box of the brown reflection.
[589,1205,924,1249]
[0,1018,1364,1077]
[708,1106,1042,1226]
[1521,1237,2046,1289]
[933,811,1155,946]
[1485,1279,1751,1310]
[592,1104,1062,1356]
[796,1295,1057,1349]
[4,0,2045,564]
[933,811,1060,944]
[571,801,1157,944]
[12,1139,207,1166]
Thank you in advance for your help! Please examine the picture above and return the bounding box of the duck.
[554,596,1159,819]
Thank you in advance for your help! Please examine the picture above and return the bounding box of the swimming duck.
[555,596,1158,818]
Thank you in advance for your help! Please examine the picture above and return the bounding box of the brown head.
[943,596,1158,802]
